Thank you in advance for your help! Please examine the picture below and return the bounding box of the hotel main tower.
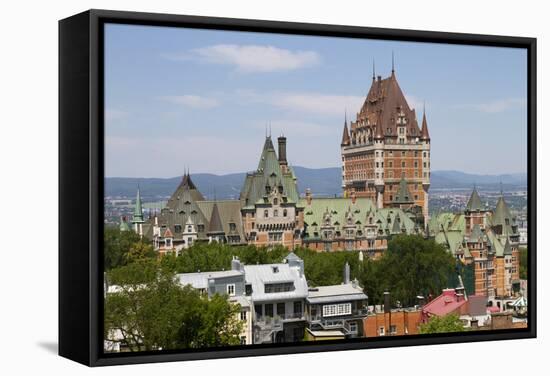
[341,67,431,224]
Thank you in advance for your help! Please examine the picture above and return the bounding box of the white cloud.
[160,95,220,109]
[237,89,364,116]
[167,44,321,73]
[456,98,527,113]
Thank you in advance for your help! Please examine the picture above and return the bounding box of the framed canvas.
[59,9,536,366]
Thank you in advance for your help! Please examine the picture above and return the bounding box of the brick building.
[430,188,521,301]
[341,67,430,225]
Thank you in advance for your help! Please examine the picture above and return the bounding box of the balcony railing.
[255,313,305,328]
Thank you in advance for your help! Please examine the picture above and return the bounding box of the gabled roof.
[243,262,309,302]
[465,188,483,212]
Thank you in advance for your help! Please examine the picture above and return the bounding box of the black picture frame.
[59,9,537,367]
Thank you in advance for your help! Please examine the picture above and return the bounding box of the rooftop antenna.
[500,181,503,196]
[269,121,272,137]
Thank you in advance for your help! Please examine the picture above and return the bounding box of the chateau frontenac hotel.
[122,68,521,300]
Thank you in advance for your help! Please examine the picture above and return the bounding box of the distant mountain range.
[105,167,527,200]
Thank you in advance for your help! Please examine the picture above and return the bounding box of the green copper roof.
[132,187,144,223]
[465,188,483,211]
[435,229,470,258]
[468,224,484,243]
[299,197,415,238]
[240,136,300,208]
[428,212,464,236]
[393,178,414,204]
[491,195,517,234]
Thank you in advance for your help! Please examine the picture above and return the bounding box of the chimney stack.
[278,135,288,172]
[343,262,350,284]
[384,291,391,313]
[231,256,242,271]
[306,188,312,205]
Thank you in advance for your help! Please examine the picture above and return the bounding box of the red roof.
[422,289,467,317]
[487,306,500,313]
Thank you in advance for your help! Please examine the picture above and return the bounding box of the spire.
[466,187,483,212]
[372,59,376,81]
[341,114,350,146]
[493,194,513,230]
[391,51,395,77]
[132,186,144,223]
[181,172,197,190]
[208,201,224,234]
[421,103,430,141]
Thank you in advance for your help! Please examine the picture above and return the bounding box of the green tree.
[104,259,243,351]
[372,235,455,307]
[104,228,155,270]
[419,314,465,334]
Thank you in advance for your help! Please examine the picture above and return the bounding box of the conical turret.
[132,187,144,224]
[421,106,430,141]
[341,118,351,146]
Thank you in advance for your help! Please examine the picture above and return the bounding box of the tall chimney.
[278,135,288,171]
[343,262,350,284]
[384,291,391,313]
[306,188,312,205]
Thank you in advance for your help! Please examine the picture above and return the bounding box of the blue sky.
[104,23,527,178]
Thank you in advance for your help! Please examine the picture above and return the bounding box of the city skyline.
[105,23,527,178]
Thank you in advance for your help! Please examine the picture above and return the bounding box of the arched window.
[283,209,288,217]
[273,198,278,205]
[274,209,278,217]
[264,209,269,218]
